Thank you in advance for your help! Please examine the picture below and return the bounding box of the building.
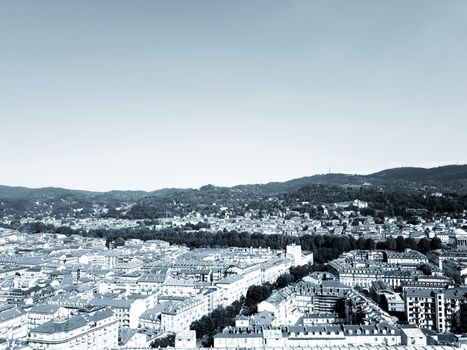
[175,330,197,349]
[0,306,27,340]
[286,244,313,266]
[442,260,467,285]
[329,250,428,289]
[404,287,467,333]
[401,326,427,346]
[119,328,154,348]
[370,281,405,313]
[428,249,467,269]
[28,308,118,350]
[258,280,393,327]
[90,295,150,329]
[160,297,208,332]
[449,229,467,250]
[214,323,401,348]
[286,244,302,266]
[27,304,71,330]
[385,250,428,266]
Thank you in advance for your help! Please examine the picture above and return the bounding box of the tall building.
[286,244,313,266]
[404,287,467,333]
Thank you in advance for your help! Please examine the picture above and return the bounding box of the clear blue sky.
[1,0,466,191]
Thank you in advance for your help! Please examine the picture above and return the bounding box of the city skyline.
[1,1,466,191]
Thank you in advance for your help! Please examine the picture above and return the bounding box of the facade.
[258,280,393,327]
[449,229,467,250]
[214,323,401,348]
[385,250,428,266]
[0,306,28,340]
[286,244,314,266]
[28,308,118,350]
[404,287,467,333]
[443,260,467,285]
[330,250,428,289]
[27,304,71,330]
[401,326,427,346]
[161,297,208,332]
[90,296,150,329]
[428,249,467,269]
[175,330,197,349]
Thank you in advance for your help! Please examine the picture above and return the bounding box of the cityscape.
[1,165,467,349]
[2,1,467,350]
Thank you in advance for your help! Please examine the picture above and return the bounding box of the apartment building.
[404,287,467,332]
[160,297,208,332]
[0,306,27,340]
[28,308,118,350]
[214,323,401,348]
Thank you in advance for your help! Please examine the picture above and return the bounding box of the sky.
[1,0,466,191]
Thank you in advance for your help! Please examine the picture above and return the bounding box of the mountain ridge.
[0,164,466,199]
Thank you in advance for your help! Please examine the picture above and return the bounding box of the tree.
[386,237,397,251]
[54,226,73,235]
[290,265,312,280]
[417,238,430,254]
[245,284,273,305]
[396,236,406,251]
[364,238,376,250]
[115,237,125,247]
[430,237,442,250]
[405,237,417,250]
[314,235,324,249]
[332,236,351,252]
[417,264,432,276]
[356,237,366,250]
[151,334,175,348]
[360,207,376,217]
[276,273,295,288]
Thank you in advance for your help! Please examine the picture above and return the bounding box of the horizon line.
[0,163,465,194]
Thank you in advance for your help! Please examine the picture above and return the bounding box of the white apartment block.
[0,306,28,340]
[161,297,208,332]
[214,323,401,348]
[28,308,118,350]
[27,304,72,330]
[90,296,150,329]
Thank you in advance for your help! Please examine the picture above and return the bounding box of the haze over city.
[1,0,466,191]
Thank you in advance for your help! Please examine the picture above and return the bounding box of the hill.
[369,165,467,182]
[1,165,466,201]
[0,185,94,199]
[1,164,466,220]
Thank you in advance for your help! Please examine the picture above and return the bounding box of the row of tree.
[150,334,175,348]
[190,299,244,347]
[17,222,444,263]
[189,258,326,346]
[190,262,317,345]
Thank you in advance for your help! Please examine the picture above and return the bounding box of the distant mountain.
[0,164,466,201]
[369,165,467,182]
[150,188,192,196]
[229,165,467,194]
[0,186,196,201]
[227,174,365,195]
[224,165,467,198]
[0,185,94,199]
